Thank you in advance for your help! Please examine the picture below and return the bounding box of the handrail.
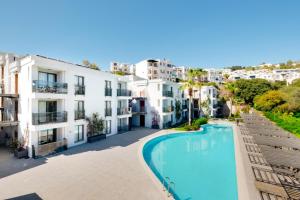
[163,176,175,198]
[169,181,175,198]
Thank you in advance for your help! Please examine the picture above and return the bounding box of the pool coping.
[137,121,256,200]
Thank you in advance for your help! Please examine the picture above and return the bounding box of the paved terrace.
[0,124,253,200]
[0,128,174,200]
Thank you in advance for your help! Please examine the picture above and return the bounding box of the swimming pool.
[143,124,238,200]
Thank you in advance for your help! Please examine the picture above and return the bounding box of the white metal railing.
[163,176,175,198]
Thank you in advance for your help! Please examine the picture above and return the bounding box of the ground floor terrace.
[0,124,255,200]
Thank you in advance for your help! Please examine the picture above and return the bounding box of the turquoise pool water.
[143,124,238,200]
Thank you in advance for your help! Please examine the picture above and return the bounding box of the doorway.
[140,115,145,127]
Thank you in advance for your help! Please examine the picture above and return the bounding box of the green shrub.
[254,90,287,112]
[193,117,208,127]
[264,112,300,137]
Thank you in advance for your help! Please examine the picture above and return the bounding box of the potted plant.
[13,138,28,159]
[86,113,105,143]
[151,110,160,129]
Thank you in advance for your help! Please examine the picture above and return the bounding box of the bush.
[173,117,208,131]
[193,117,208,127]
[254,90,287,112]
[264,112,300,137]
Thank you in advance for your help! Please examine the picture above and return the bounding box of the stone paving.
[0,128,170,200]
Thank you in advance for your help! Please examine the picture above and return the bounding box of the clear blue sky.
[1,0,300,70]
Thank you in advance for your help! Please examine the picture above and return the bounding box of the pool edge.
[138,121,254,200]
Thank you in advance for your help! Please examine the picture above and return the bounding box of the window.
[75,76,84,86]
[75,76,85,95]
[104,120,111,134]
[39,129,57,145]
[75,101,84,111]
[75,125,84,142]
[105,80,111,89]
[38,72,57,83]
[105,101,112,116]
[75,101,84,120]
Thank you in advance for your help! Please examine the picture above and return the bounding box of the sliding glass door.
[38,101,57,123]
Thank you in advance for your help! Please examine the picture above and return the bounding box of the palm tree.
[192,69,208,117]
[180,70,198,125]
[223,83,235,117]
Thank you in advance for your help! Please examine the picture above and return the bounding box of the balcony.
[0,111,18,126]
[162,106,174,113]
[32,111,67,125]
[37,138,67,156]
[117,89,131,97]
[105,88,112,96]
[132,107,146,113]
[75,110,85,120]
[162,90,173,97]
[32,80,68,94]
[182,104,188,109]
[117,107,130,115]
[75,85,85,95]
[105,108,112,117]
[118,125,129,133]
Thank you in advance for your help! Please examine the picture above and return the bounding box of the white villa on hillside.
[227,68,300,84]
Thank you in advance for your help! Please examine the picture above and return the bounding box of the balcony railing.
[105,108,112,117]
[32,111,67,125]
[162,90,173,97]
[37,138,67,156]
[105,88,112,96]
[75,110,85,120]
[117,89,132,97]
[75,85,85,95]
[117,107,130,115]
[118,125,129,133]
[162,106,174,113]
[132,107,146,113]
[32,80,68,94]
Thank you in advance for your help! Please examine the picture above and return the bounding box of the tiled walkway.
[0,128,170,200]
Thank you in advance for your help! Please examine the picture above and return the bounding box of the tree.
[190,69,208,116]
[223,83,235,116]
[223,73,230,81]
[86,113,104,136]
[234,79,273,105]
[175,100,181,121]
[82,60,100,70]
[254,90,287,111]
[180,70,198,125]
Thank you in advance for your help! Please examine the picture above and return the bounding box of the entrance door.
[129,117,132,130]
[140,100,145,112]
[140,115,145,127]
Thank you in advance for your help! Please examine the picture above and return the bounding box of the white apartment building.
[200,86,218,117]
[127,76,188,129]
[135,59,177,82]
[0,53,132,157]
[173,66,189,80]
[206,69,223,83]
[188,86,218,118]
[110,62,135,75]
